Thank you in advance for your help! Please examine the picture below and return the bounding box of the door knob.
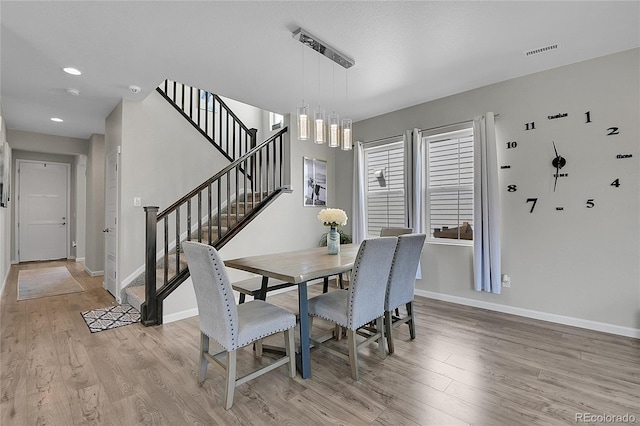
[61,222,66,226]
[103,228,109,233]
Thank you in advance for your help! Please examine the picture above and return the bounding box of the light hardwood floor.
[1,260,639,425]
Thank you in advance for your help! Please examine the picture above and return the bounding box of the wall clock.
[501,109,633,214]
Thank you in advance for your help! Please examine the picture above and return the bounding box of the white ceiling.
[1,1,639,140]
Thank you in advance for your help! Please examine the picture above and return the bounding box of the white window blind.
[424,128,474,243]
[364,141,406,238]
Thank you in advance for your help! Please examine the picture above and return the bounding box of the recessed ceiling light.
[50,117,64,123]
[63,67,82,76]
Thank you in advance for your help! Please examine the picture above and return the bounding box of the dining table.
[225,243,359,379]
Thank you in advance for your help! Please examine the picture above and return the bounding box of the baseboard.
[84,266,104,277]
[163,308,199,324]
[75,257,85,262]
[415,289,640,339]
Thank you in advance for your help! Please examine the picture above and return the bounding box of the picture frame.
[303,157,327,207]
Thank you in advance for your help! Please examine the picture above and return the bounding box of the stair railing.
[157,79,257,162]
[141,127,289,326]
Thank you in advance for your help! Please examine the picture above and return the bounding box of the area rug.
[81,304,141,333]
[17,266,84,300]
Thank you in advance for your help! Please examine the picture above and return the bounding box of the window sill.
[426,238,473,247]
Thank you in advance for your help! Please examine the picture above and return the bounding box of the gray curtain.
[473,113,501,293]
[403,128,422,234]
[403,129,423,279]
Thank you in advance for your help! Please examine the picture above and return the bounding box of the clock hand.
[553,142,560,192]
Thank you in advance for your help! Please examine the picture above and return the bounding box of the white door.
[104,151,118,298]
[18,161,69,261]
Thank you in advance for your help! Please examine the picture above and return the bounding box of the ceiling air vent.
[524,44,559,57]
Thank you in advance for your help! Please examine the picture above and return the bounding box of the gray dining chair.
[307,237,398,381]
[384,233,426,353]
[379,227,413,237]
[182,242,296,410]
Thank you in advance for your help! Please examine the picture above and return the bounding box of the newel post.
[142,206,159,326]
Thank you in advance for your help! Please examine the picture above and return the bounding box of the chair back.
[347,237,398,329]
[386,233,426,310]
[379,227,413,237]
[182,242,238,351]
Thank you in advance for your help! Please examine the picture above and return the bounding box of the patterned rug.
[81,304,141,333]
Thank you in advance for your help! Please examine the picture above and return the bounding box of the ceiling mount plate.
[293,28,355,69]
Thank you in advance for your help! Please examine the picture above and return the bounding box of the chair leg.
[239,293,246,304]
[255,339,263,358]
[322,277,329,293]
[407,302,416,339]
[224,350,237,410]
[334,323,342,341]
[384,310,394,354]
[376,316,386,359]
[347,329,359,381]
[284,329,296,378]
[198,333,209,384]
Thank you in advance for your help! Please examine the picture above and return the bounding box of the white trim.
[84,266,104,277]
[75,257,85,262]
[163,308,198,324]
[15,159,71,262]
[415,289,640,339]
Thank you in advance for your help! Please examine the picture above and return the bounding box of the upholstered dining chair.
[182,242,296,410]
[384,233,426,353]
[379,227,413,237]
[307,237,398,381]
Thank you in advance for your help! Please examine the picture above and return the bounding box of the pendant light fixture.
[341,68,353,151]
[328,63,340,148]
[314,53,326,144]
[293,28,355,149]
[297,40,310,140]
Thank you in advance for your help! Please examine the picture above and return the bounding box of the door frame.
[15,159,71,262]
[104,149,119,300]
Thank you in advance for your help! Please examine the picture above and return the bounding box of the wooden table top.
[225,244,359,284]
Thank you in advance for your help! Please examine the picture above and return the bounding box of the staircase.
[123,192,269,313]
[121,79,290,325]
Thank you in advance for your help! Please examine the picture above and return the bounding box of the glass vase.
[327,226,340,255]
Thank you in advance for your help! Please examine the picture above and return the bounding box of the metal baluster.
[164,216,169,286]
[208,184,212,245]
[217,179,222,242]
[197,192,202,242]
[175,207,180,277]
[187,199,192,243]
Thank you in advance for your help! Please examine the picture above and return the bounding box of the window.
[423,128,474,243]
[270,112,284,130]
[364,141,406,238]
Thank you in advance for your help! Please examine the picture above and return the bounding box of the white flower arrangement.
[317,208,348,227]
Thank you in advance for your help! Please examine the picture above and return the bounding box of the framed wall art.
[303,157,327,207]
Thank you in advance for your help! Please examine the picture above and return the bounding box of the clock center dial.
[552,156,567,169]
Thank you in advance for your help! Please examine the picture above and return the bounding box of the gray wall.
[344,49,639,334]
[86,134,105,275]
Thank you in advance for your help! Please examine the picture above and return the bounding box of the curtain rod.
[360,113,500,145]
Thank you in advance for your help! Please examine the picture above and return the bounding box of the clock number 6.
[586,199,595,209]
[526,198,538,213]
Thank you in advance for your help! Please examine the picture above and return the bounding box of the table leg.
[297,281,311,379]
